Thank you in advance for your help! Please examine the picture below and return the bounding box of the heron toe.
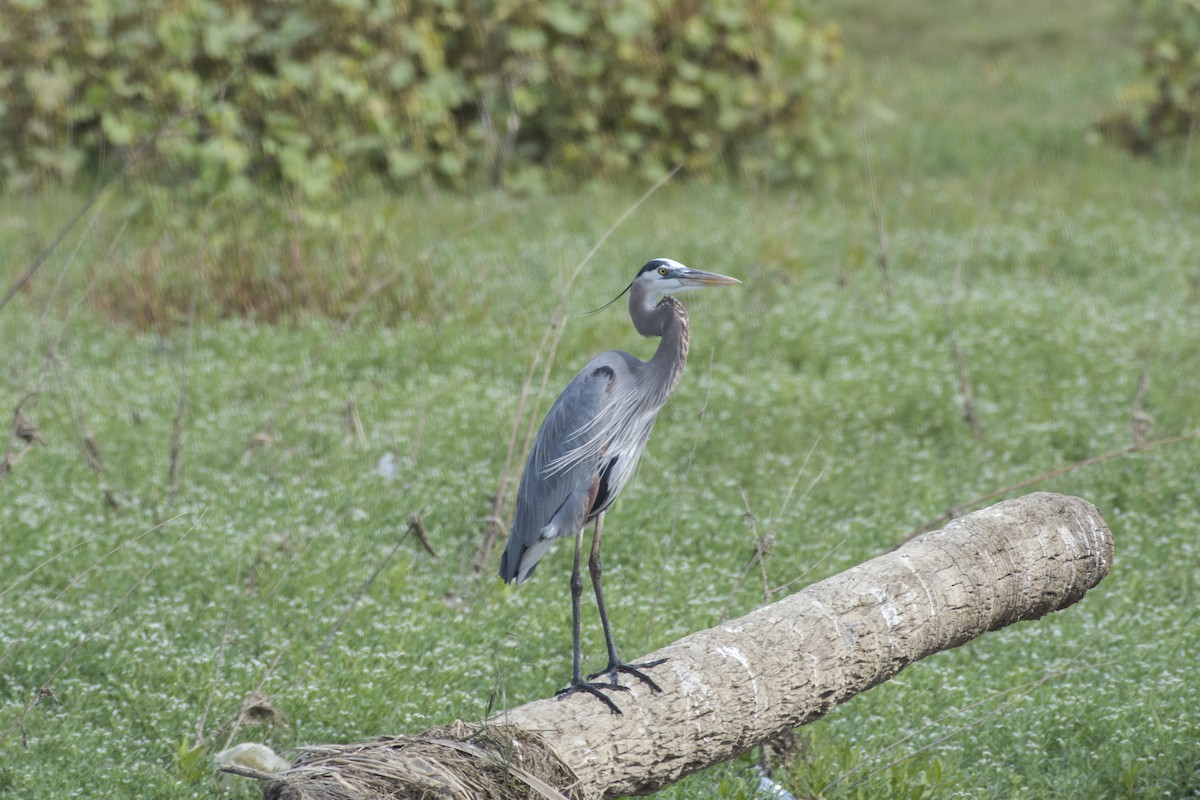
[556,678,630,715]
[588,657,668,693]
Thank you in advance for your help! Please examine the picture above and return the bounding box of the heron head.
[587,258,741,317]
[634,258,741,299]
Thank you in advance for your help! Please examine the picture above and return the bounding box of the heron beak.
[677,268,741,288]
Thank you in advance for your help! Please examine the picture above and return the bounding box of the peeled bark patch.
[249,492,1113,800]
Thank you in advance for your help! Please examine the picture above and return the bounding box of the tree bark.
[252,492,1113,800]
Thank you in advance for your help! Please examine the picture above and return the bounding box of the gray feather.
[500,351,657,583]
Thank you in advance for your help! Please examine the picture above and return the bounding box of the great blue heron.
[499,258,741,713]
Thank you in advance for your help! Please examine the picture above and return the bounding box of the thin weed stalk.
[720,438,824,619]
[861,117,892,308]
[836,654,1113,792]
[904,430,1200,540]
[0,512,190,668]
[192,595,238,750]
[317,522,414,656]
[0,103,190,314]
[0,530,100,601]
[0,511,204,746]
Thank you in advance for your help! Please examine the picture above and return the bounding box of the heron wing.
[499,351,654,583]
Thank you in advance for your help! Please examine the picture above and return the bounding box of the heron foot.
[556,678,630,715]
[588,657,668,693]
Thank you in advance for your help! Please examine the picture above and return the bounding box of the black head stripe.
[586,259,669,316]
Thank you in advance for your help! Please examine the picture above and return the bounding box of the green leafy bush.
[0,0,849,196]
[1099,0,1200,153]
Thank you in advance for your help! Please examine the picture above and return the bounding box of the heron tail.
[499,524,558,584]
[498,546,518,583]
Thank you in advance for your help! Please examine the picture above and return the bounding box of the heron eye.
[657,266,668,276]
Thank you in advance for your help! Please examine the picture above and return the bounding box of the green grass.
[2,0,1200,798]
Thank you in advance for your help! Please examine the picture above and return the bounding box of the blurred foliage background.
[3,0,1195,207]
[0,0,848,196]
[1100,0,1200,152]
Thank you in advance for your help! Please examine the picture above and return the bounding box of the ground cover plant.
[2,0,1199,798]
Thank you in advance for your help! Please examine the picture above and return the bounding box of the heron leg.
[555,516,628,715]
[569,521,587,686]
[587,512,667,692]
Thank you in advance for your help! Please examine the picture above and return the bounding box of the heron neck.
[645,296,690,397]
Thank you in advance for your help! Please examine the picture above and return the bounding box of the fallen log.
[245,492,1113,800]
